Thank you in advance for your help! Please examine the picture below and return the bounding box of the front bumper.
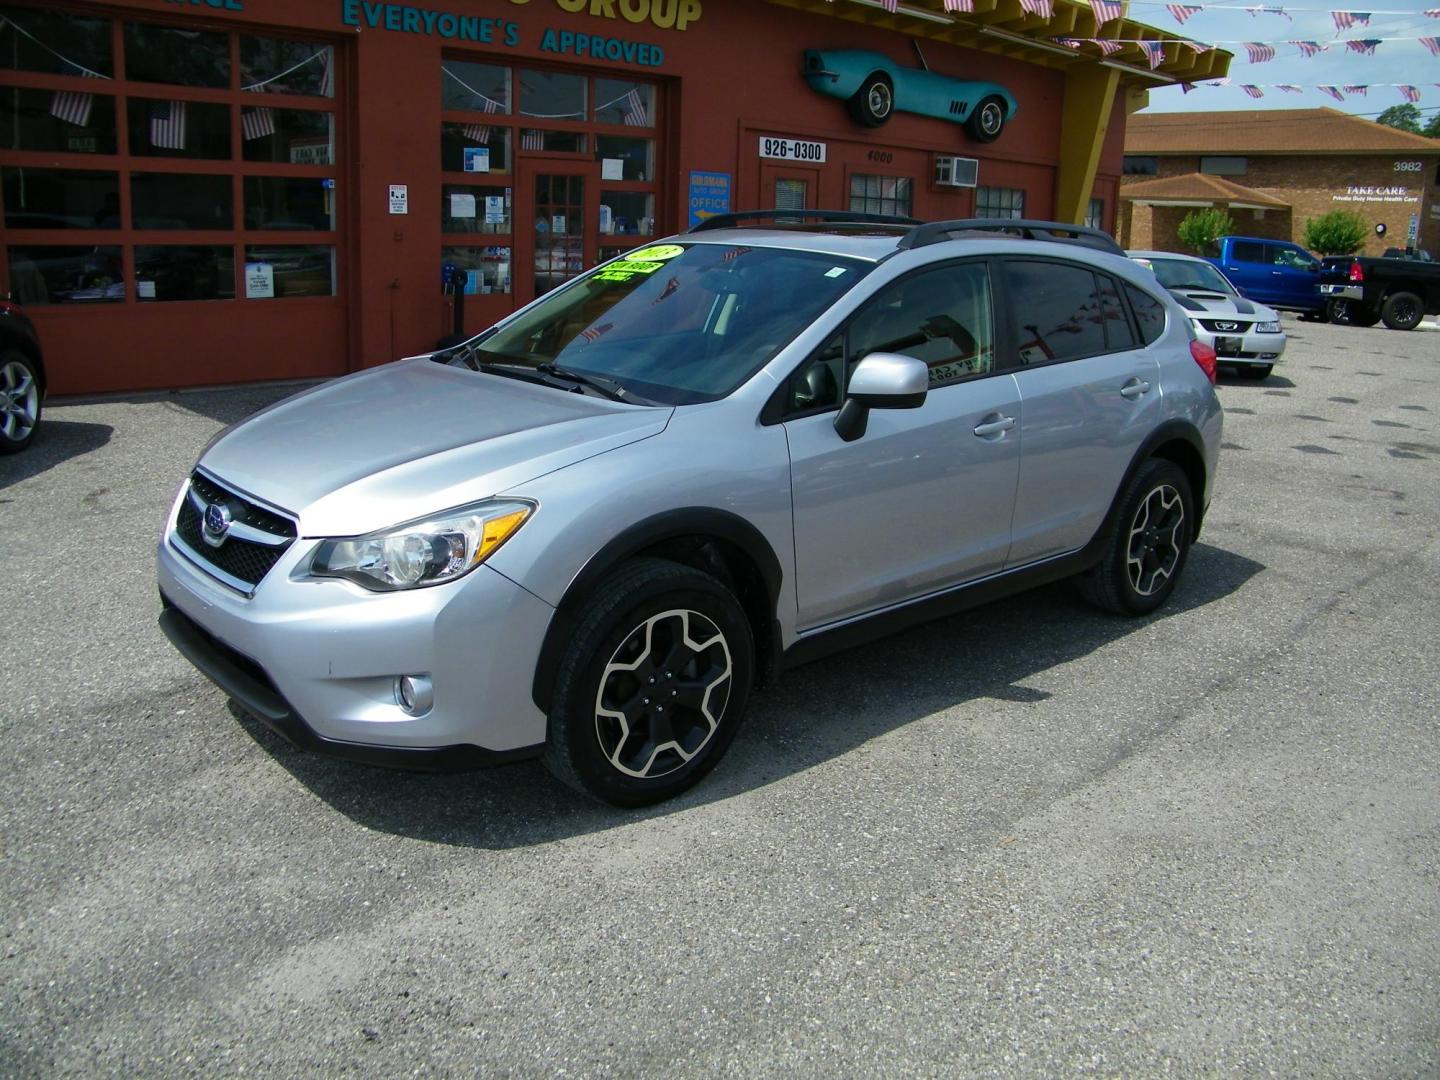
[157,519,555,764]
[1190,321,1285,367]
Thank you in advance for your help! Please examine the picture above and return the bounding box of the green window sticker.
[626,244,685,262]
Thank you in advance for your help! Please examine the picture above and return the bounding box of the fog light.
[395,674,433,716]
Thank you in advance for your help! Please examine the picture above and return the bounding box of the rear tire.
[542,558,754,807]
[1077,459,1193,616]
[0,350,41,454]
[1380,291,1423,331]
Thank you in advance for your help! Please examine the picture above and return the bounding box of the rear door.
[1001,259,1163,566]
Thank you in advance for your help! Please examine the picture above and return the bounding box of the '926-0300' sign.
[759,137,827,163]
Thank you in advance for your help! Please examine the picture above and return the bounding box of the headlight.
[1255,320,1281,333]
[309,499,534,591]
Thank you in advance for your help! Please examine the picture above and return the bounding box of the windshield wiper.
[536,363,649,404]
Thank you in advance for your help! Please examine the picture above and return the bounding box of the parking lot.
[3,316,1437,1077]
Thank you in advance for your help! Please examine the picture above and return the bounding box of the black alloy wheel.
[1380,291,1423,331]
[1077,459,1194,616]
[543,558,755,806]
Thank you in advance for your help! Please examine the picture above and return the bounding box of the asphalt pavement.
[2,318,1437,1077]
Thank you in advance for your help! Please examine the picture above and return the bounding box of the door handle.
[973,413,1016,438]
[1119,378,1151,400]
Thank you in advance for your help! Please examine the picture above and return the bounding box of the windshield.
[468,242,871,405]
[1145,258,1235,294]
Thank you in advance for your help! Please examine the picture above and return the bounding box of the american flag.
[241,106,276,140]
[1139,40,1167,68]
[521,129,544,150]
[1241,84,1264,97]
[879,0,897,11]
[1427,8,1440,16]
[622,88,649,127]
[1182,39,1213,54]
[1291,40,1323,57]
[1089,0,1122,23]
[579,322,613,343]
[318,46,334,98]
[462,97,500,143]
[150,100,187,150]
[1053,37,1083,49]
[1094,39,1124,55]
[49,91,94,127]
[1345,38,1380,54]
[1180,82,1196,94]
[1331,10,1370,31]
[1166,4,1201,25]
[1317,85,1345,100]
[1276,84,1303,93]
[1343,83,1368,94]
[651,276,680,304]
[942,0,973,11]
[1420,37,1440,57]
[1019,0,1052,17]
[1398,84,1421,102]
[1244,43,1276,62]
[1247,5,1291,19]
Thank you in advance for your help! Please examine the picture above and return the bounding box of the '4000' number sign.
[759,137,827,163]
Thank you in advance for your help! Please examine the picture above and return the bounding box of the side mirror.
[834,352,928,442]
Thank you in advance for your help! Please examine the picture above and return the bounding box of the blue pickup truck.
[1205,236,1324,314]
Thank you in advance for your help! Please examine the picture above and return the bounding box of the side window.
[848,263,995,389]
[1005,261,1107,365]
[1230,240,1265,263]
[1125,283,1167,345]
[1097,274,1137,351]
[1270,244,1315,270]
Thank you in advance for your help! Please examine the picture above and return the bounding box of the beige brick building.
[1119,109,1440,257]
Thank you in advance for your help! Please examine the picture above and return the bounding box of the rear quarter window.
[1230,241,1265,263]
[1124,283,1167,346]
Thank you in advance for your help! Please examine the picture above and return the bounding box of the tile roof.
[1126,108,1440,155]
[1120,173,1291,208]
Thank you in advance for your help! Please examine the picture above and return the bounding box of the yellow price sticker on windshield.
[626,244,685,262]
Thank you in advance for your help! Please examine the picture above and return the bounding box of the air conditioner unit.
[935,155,979,188]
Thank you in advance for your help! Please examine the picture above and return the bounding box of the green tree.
[1375,103,1422,134]
[1176,208,1235,256]
[1425,112,1440,138]
[1303,210,1368,255]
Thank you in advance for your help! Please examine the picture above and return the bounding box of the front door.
[516,159,599,305]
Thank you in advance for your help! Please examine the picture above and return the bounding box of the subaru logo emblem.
[202,501,233,548]
[1214,321,1240,332]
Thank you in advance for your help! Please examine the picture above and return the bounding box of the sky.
[1122,0,1440,117]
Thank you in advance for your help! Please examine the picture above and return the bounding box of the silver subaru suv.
[158,213,1222,807]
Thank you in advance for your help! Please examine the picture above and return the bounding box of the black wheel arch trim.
[531,507,785,714]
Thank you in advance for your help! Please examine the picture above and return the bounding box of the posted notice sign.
[245,262,274,299]
[389,184,408,214]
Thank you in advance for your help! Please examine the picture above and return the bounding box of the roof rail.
[898,218,1124,255]
[688,209,921,233]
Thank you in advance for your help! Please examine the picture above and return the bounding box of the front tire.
[1077,459,1194,616]
[965,96,1007,143]
[847,73,894,127]
[0,350,41,454]
[543,558,755,807]
[1380,291,1423,331]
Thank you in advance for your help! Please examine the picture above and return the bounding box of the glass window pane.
[594,78,653,126]
[442,60,510,113]
[1126,283,1166,345]
[594,136,653,182]
[135,245,234,301]
[6,245,122,304]
[124,22,229,88]
[442,123,511,174]
[1097,274,1136,351]
[0,88,117,155]
[243,244,334,297]
[442,184,510,234]
[600,192,653,237]
[1007,262,1107,363]
[442,245,511,295]
[241,108,334,164]
[126,98,230,160]
[850,264,994,387]
[519,70,585,121]
[520,129,584,153]
[132,172,233,229]
[775,179,806,211]
[0,7,112,77]
[2,167,120,229]
[244,176,335,231]
[240,37,333,98]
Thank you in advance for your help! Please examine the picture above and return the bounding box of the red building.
[0,0,1225,394]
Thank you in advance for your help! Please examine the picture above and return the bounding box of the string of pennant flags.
[873,0,1440,25]
[1176,79,1439,99]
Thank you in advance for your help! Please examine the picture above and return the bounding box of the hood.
[1167,289,1277,322]
[200,358,671,536]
